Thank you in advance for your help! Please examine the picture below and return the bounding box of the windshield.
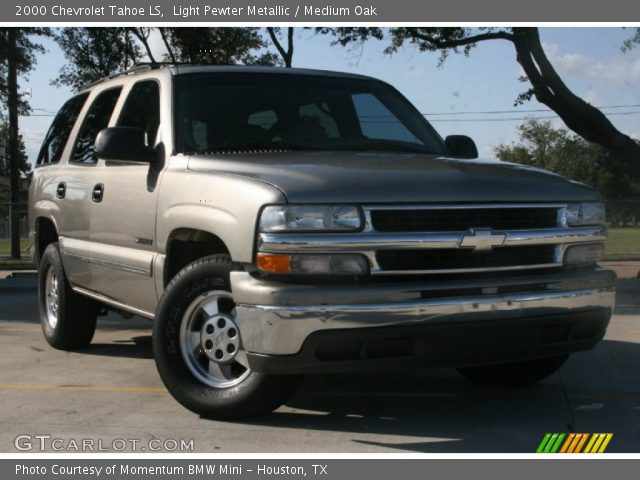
[174,72,447,155]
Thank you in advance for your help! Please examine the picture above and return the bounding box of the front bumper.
[231,269,616,372]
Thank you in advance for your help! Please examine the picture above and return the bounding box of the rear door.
[54,88,122,288]
[86,80,163,315]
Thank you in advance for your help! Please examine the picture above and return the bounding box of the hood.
[187,151,599,204]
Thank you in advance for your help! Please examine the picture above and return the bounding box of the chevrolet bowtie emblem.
[459,229,506,251]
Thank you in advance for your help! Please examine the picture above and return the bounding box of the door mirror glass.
[95,127,157,163]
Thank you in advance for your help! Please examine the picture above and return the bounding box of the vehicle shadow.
[234,337,640,452]
[82,335,154,359]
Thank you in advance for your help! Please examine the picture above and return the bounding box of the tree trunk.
[267,27,294,67]
[7,29,21,260]
[512,28,640,171]
[129,28,157,64]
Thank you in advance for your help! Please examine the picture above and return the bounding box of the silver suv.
[29,64,616,418]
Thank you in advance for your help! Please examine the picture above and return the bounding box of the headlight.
[256,253,369,275]
[564,244,604,266]
[566,202,605,226]
[259,205,362,232]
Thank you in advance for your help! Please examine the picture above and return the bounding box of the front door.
[87,80,163,315]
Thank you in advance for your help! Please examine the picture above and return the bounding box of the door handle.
[56,182,66,199]
[92,183,104,203]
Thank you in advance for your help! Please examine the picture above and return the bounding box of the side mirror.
[95,127,157,163]
[445,135,478,159]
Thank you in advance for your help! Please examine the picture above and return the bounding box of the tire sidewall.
[38,243,67,343]
[153,257,287,418]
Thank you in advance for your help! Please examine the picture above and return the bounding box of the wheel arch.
[162,227,233,287]
[34,216,60,266]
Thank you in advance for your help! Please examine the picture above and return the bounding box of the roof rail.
[79,64,155,91]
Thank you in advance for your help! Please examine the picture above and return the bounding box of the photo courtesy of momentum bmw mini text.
[1,0,640,477]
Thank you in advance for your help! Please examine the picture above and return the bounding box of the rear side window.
[117,80,160,145]
[36,93,88,166]
[71,87,122,165]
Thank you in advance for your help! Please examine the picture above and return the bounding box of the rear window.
[36,93,88,166]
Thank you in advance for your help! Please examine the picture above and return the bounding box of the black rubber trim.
[247,307,611,374]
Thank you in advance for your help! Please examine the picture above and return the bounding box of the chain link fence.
[0,203,30,262]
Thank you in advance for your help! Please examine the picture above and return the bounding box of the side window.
[352,93,420,144]
[36,94,88,166]
[117,81,160,145]
[71,87,122,165]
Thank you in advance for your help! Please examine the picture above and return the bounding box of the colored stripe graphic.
[538,433,613,453]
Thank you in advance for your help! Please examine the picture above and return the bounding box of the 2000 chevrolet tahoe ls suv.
[29,65,616,418]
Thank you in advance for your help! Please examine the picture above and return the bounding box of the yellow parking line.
[0,383,166,394]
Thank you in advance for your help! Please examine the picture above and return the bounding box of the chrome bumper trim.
[258,226,607,253]
[235,286,615,355]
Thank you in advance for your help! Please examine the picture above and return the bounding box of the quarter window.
[36,93,88,166]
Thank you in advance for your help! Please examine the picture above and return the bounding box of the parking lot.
[1,271,639,453]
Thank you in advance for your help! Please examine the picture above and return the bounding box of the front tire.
[456,354,569,387]
[38,242,98,350]
[153,254,301,419]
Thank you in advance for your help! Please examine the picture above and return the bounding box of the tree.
[158,28,280,66]
[0,28,49,114]
[495,119,640,226]
[622,28,640,52]
[267,27,294,67]
[52,28,143,90]
[0,28,48,259]
[0,123,29,176]
[0,122,28,221]
[319,27,640,174]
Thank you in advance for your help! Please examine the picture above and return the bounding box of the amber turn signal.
[256,253,291,273]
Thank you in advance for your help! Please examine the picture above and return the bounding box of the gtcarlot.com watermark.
[14,434,194,452]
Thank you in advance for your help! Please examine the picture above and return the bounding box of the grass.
[0,238,34,269]
[604,227,640,261]
[0,238,30,256]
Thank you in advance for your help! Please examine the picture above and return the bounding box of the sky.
[15,27,640,164]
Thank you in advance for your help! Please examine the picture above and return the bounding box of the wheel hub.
[179,290,251,389]
[201,314,240,363]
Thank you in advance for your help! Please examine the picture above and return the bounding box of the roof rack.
[80,62,221,90]
[79,64,160,91]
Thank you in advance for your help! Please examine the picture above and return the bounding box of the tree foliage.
[495,119,640,226]
[52,28,142,90]
[0,123,29,176]
[0,27,50,114]
[621,27,640,52]
[319,27,640,173]
[159,28,280,66]
[52,27,281,90]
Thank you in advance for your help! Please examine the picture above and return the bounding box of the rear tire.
[456,354,569,387]
[153,254,301,419]
[38,242,98,350]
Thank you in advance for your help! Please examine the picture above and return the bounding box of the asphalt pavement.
[1,272,639,453]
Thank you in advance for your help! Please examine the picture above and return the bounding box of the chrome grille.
[376,246,557,272]
[257,203,607,276]
[370,206,559,232]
